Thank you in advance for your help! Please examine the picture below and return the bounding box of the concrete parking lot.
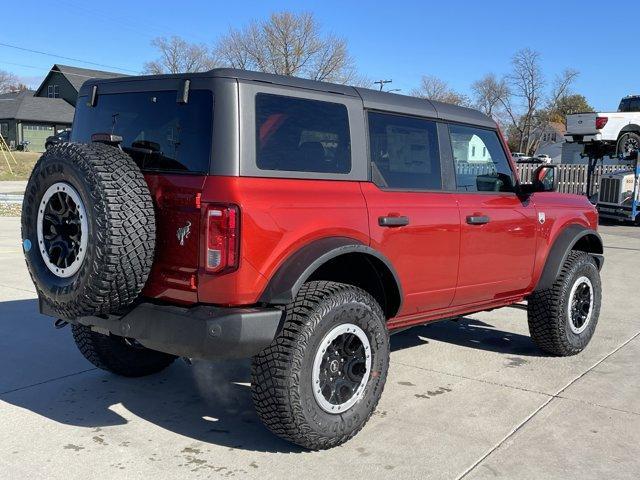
[0,216,638,479]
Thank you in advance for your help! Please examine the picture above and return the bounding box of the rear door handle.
[379,215,410,227]
[466,215,490,225]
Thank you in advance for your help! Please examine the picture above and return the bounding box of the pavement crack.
[554,395,640,417]
[456,329,640,480]
[0,368,97,396]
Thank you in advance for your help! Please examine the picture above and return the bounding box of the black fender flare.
[534,224,603,292]
[258,236,403,311]
[619,124,640,135]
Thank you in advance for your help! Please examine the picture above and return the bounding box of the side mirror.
[533,164,558,192]
[518,165,558,195]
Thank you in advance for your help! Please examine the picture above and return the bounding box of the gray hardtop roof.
[79,68,495,128]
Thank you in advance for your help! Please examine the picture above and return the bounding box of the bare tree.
[548,68,579,108]
[471,73,509,118]
[0,70,21,94]
[214,11,357,83]
[143,36,217,74]
[411,75,470,106]
[499,48,546,152]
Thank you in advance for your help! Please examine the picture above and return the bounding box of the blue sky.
[3,0,635,110]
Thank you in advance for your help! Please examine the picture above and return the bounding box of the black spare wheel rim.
[312,323,371,413]
[36,182,88,278]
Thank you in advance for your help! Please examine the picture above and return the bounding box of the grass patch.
[0,151,40,181]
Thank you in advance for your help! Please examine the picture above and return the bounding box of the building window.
[0,123,8,138]
[47,85,60,98]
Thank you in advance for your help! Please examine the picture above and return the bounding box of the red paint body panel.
[527,192,598,291]
[453,193,538,306]
[360,183,460,316]
[196,176,369,306]
[142,174,204,304]
[141,172,599,329]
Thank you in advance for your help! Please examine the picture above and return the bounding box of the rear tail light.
[205,205,239,273]
[595,116,608,130]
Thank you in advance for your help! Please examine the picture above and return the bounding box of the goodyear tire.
[527,251,601,356]
[71,324,176,377]
[251,281,390,450]
[21,143,156,318]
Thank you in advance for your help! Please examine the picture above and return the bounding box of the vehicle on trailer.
[597,150,640,224]
[565,94,640,157]
[21,69,604,450]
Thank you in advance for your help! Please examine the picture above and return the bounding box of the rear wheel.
[616,131,640,157]
[72,324,176,377]
[251,281,389,450]
[527,251,601,356]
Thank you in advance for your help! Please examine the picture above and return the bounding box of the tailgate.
[142,174,205,304]
[566,113,597,135]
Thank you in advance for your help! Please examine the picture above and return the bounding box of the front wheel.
[251,281,390,450]
[527,251,602,356]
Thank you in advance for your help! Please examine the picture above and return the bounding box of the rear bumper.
[41,300,283,360]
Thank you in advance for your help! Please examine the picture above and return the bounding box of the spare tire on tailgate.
[21,143,156,319]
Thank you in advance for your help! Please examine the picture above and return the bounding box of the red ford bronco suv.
[21,69,603,450]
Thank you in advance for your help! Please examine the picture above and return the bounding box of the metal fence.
[457,163,628,195]
[515,164,628,195]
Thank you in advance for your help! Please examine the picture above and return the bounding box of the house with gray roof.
[34,64,125,107]
[0,64,124,152]
[0,90,74,152]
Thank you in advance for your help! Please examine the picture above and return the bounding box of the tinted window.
[368,112,441,190]
[72,90,213,173]
[619,97,640,112]
[255,93,351,174]
[449,124,515,193]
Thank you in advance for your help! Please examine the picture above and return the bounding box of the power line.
[0,42,139,74]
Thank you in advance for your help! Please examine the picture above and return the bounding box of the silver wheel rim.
[36,182,88,278]
[312,323,371,414]
[567,276,593,334]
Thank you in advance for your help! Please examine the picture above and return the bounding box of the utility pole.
[373,79,392,91]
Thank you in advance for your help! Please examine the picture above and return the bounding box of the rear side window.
[255,93,351,174]
[72,90,213,173]
[619,97,640,112]
[368,112,441,190]
[449,124,515,193]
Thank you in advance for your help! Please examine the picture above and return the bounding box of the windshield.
[72,90,213,173]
